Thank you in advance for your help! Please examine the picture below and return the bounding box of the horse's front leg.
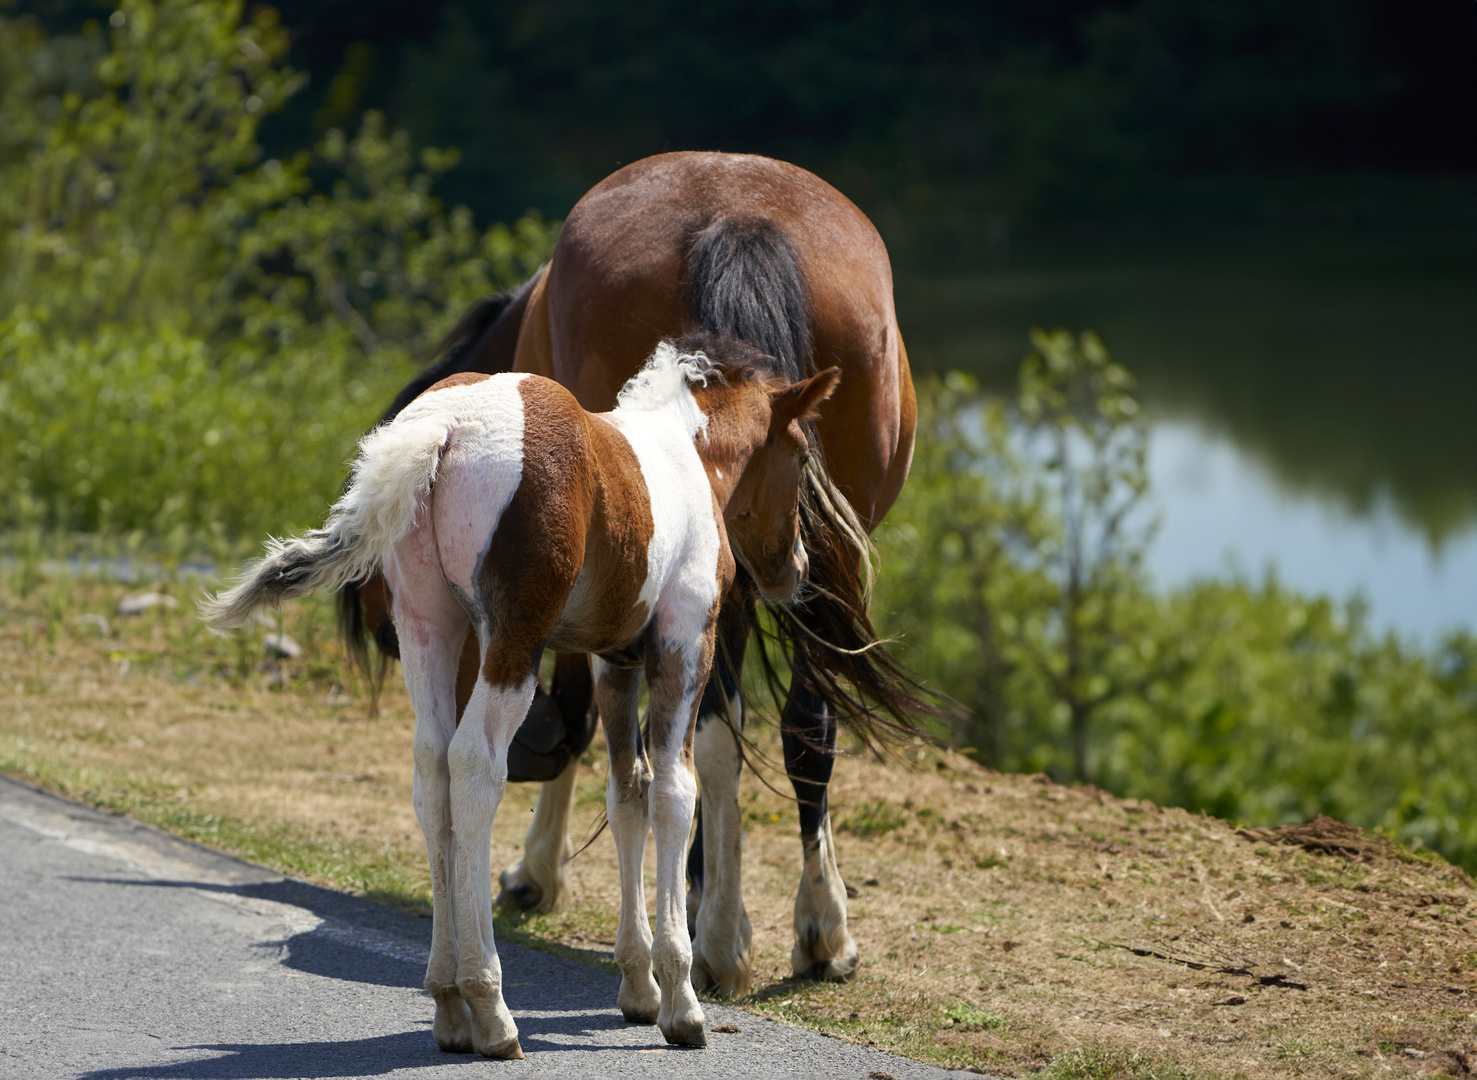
[499,653,596,912]
[782,681,859,982]
[643,640,708,1047]
[445,671,537,1059]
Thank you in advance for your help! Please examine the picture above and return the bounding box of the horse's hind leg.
[782,682,859,982]
[498,761,579,910]
[386,542,474,1052]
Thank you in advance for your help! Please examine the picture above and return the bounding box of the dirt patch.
[2,577,1474,1078]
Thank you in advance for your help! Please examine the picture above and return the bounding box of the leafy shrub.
[0,0,555,540]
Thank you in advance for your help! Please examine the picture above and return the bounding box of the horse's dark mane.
[683,218,928,750]
[376,273,541,427]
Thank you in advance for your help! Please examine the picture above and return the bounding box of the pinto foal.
[204,335,838,1055]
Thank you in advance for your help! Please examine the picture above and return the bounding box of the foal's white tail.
[201,414,453,629]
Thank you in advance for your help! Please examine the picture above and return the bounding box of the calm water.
[894,229,1477,641]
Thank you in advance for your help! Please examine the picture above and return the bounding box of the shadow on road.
[74,1018,672,1080]
[76,1030,440,1080]
[64,875,431,988]
[60,874,673,1076]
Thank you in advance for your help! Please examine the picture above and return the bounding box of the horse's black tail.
[336,270,543,712]
[684,218,928,751]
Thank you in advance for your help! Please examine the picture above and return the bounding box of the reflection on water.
[1150,420,1477,641]
[895,228,1477,638]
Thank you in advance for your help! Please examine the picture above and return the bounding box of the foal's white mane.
[613,341,715,439]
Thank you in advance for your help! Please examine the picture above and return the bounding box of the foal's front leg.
[593,659,662,1025]
[643,644,708,1046]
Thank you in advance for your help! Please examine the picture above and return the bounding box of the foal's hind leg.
[446,669,535,1059]
[644,640,709,1047]
[594,659,663,1025]
[387,547,475,1052]
[782,682,858,982]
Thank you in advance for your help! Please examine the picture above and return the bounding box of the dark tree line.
[12,0,1475,225]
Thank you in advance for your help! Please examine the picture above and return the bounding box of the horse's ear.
[771,366,841,426]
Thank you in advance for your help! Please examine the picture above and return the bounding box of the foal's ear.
[770,366,841,425]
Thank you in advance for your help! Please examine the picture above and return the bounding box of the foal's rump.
[206,371,555,636]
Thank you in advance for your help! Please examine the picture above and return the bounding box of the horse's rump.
[342,151,927,743]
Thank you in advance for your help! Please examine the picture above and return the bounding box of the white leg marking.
[690,700,752,996]
[648,719,706,1045]
[390,534,476,1053]
[596,657,662,1027]
[792,812,859,981]
[498,760,578,912]
[446,674,536,1057]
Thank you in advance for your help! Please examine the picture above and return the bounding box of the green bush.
[0,0,555,540]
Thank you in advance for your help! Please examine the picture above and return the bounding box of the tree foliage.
[0,0,555,540]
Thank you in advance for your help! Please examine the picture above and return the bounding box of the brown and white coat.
[204,340,837,1055]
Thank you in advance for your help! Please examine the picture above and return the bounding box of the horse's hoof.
[798,952,858,982]
[497,875,543,911]
[620,1004,659,1025]
[689,953,752,997]
[481,1036,524,1060]
[431,988,474,1052]
[661,1018,707,1048]
[793,932,859,982]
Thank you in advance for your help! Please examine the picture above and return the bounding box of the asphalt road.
[0,775,968,1080]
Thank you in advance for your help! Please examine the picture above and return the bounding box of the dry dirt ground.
[2,576,1474,1079]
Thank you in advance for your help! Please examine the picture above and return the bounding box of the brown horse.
[208,334,840,1054]
[342,152,921,995]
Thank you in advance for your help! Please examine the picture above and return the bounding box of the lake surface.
[893,226,1477,642]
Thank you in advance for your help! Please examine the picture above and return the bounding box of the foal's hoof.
[620,1003,659,1025]
[431,990,474,1052]
[661,1018,707,1048]
[481,1036,524,1060]
[690,952,752,998]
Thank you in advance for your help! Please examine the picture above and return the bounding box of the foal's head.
[676,334,840,603]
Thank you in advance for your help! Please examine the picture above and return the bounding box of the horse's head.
[721,365,841,603]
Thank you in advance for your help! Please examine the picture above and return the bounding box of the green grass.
[1042,1045,1220,1080]
[839,798,907,838]
[940,1001,1005,1031]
